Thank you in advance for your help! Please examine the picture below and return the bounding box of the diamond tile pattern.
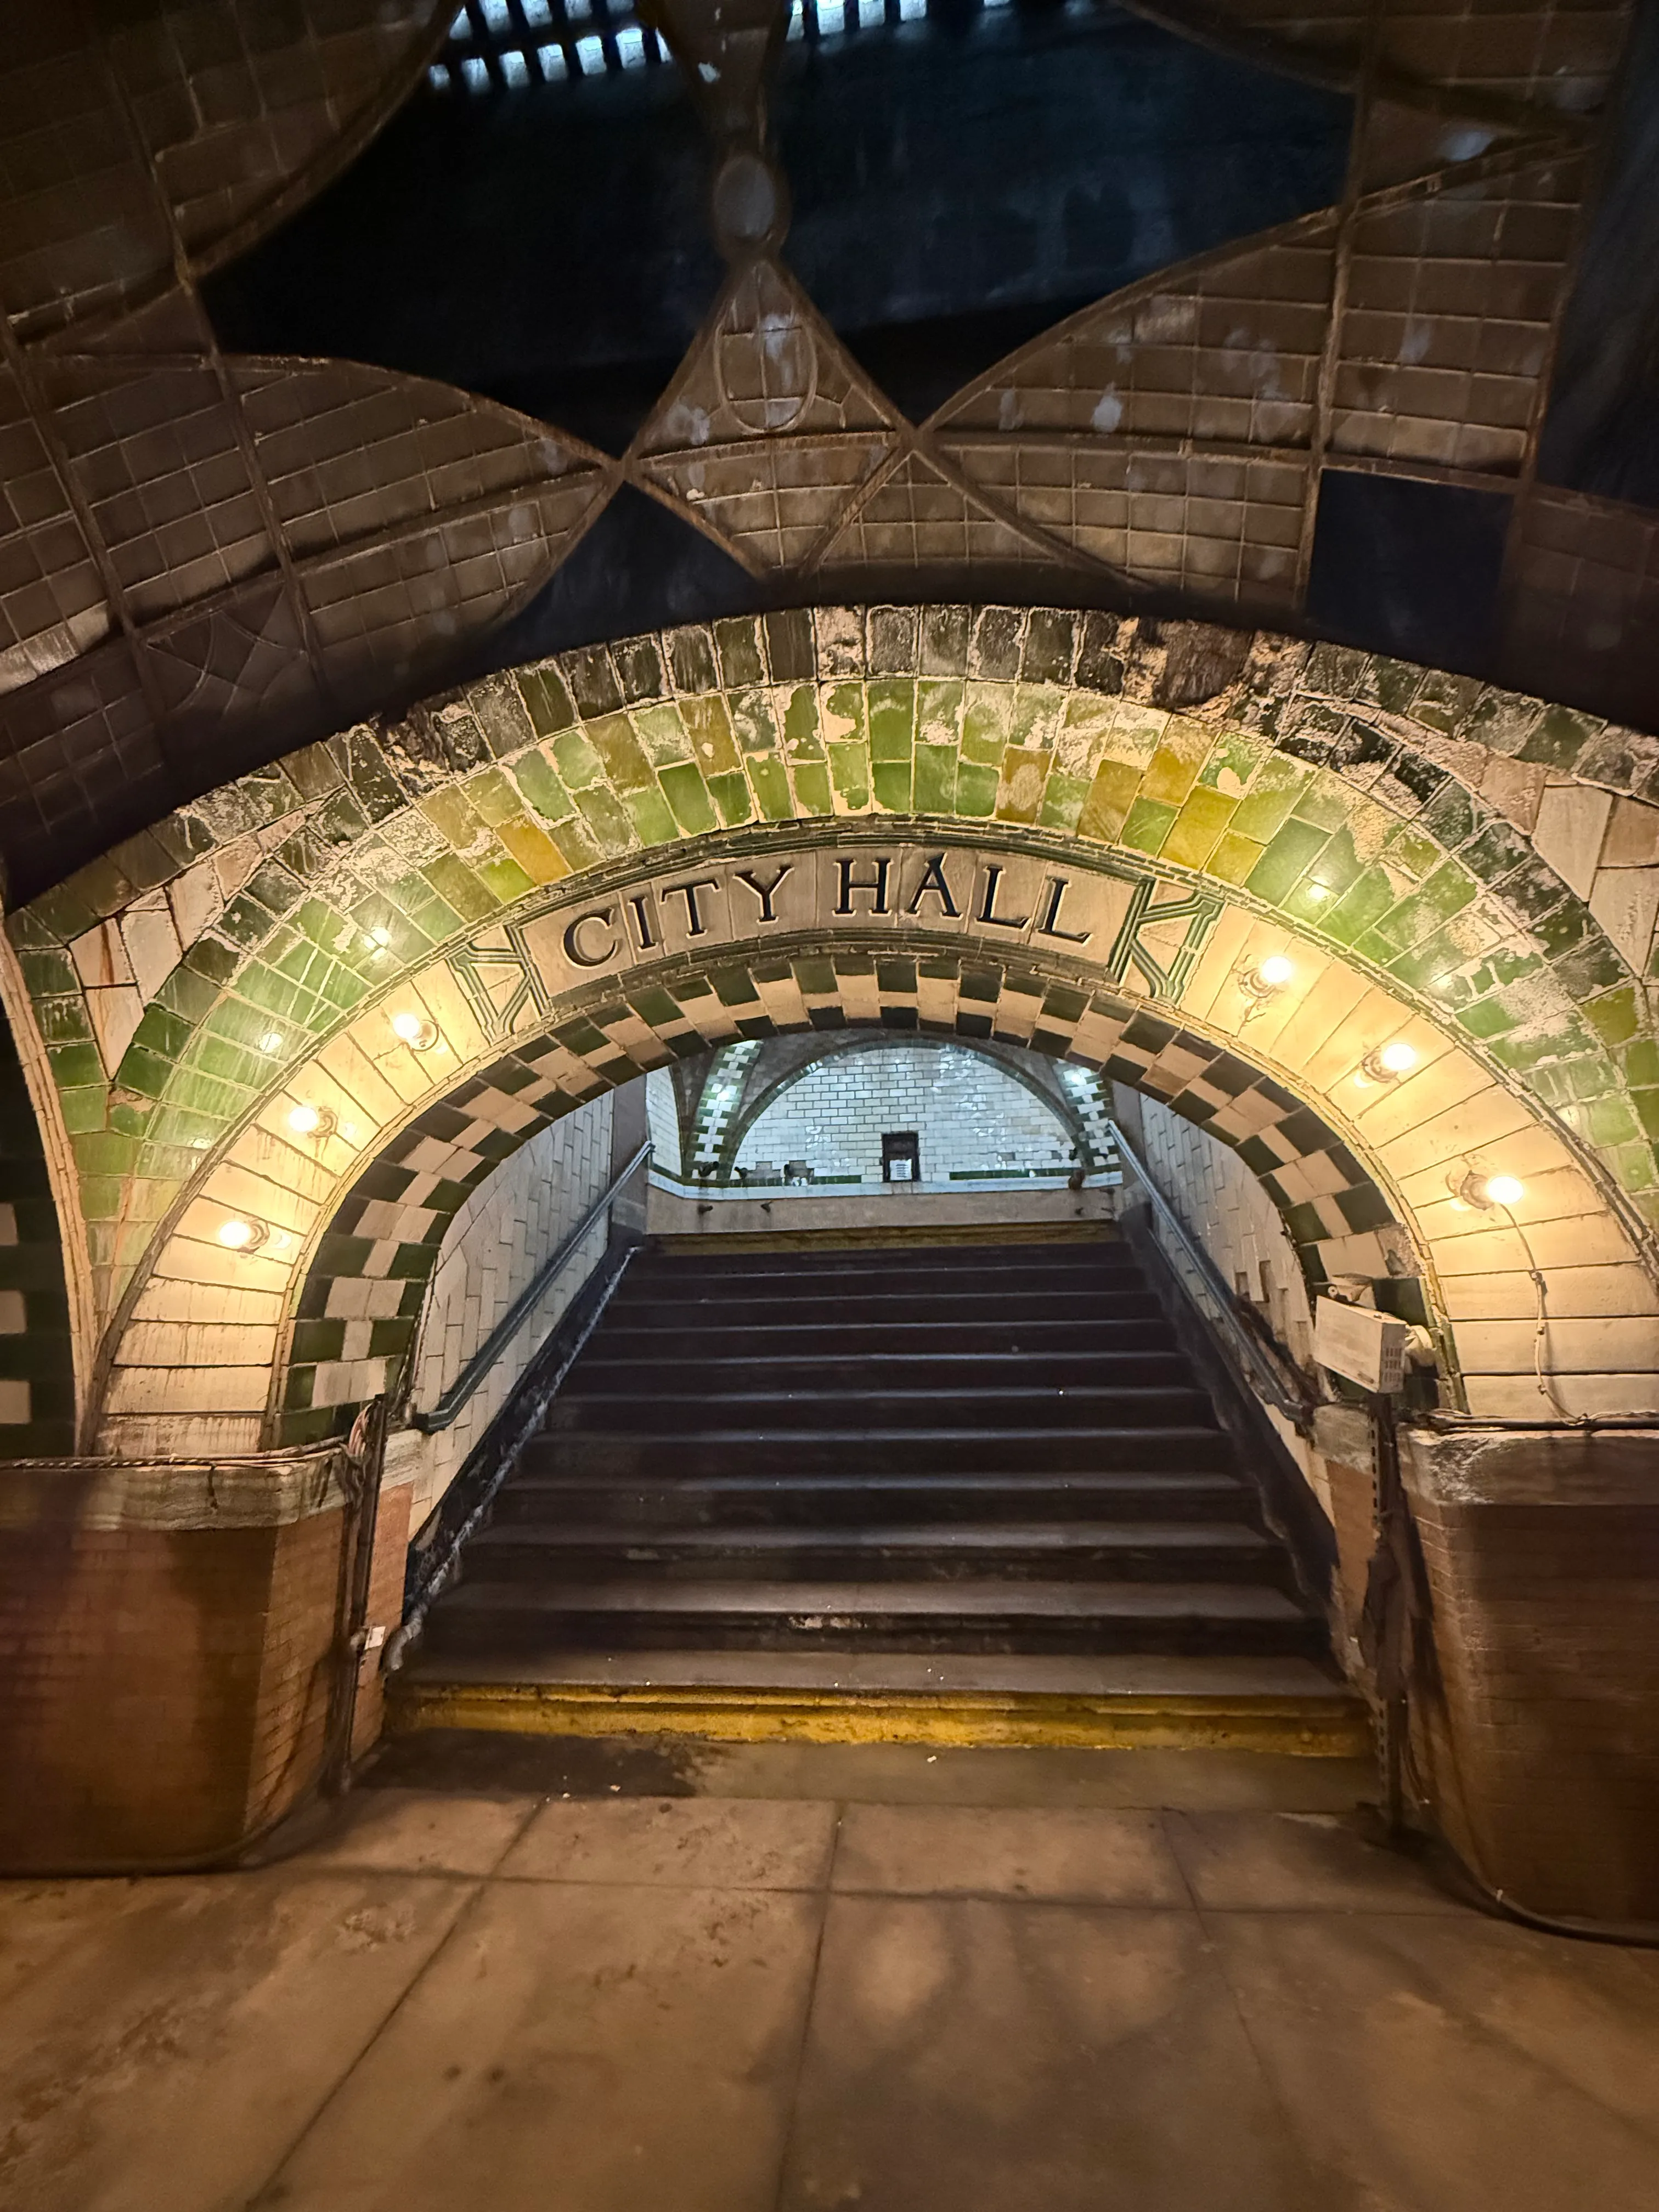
[1,0,447,343]
[816,453,1060,573]
[636,261,904,570]
[0,357,608,895]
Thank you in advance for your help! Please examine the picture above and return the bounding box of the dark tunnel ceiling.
[204,2,1355,450]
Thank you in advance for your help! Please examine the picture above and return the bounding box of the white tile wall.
[733,1044,1080,1187]
[645,1066,682,1177]
[1136,1096,1317,1370]
[404,1088,614,1523]
[1132,1094,1333,1519]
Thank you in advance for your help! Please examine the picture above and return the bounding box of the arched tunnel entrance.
[4,607,1657,1907]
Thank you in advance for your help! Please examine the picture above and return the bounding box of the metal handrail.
[1106,1118,1317,1432]
[410,1141,652,1433]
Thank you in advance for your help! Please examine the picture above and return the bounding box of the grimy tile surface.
[2,1751,1657,2212]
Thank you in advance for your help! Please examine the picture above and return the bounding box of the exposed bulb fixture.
[218,1216,267,1252]
[1358,1040,1419,1086]
[258,1030,284,1054]
[287,1103,335,1139]
[1448,1167,1526,1211]
[1239,953,1294,1013]
[391,1011,438,1050]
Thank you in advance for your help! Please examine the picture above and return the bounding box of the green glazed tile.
[624,783,681,840]
[551,726,605,790]
[955,760,998,817]
[913,744,958,815]
[1076,759,1141,843]
[573,786,637,855]
[872,759,913,811]
[1246,819,1333,907]
[867,678,916,761]
[1229,757,1309,843]
[708,771,754,826]
[828,742,870,811]
[658,763,719,836]
[1120,797,1178,855]
[749,756,794,820]
[1036,770,1090,832]
[584,712,655,793]
[1205,831,1268,888]
[1161,787,1237,870]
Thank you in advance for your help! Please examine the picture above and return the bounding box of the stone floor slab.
[780,1894,1324,2211]
[256,1878,826,2212]
[496,1792,838,1889]
[302,1787,541,1877]
[1208,1910,1659,2212]
[1165,1809,1462,1911]
[833,1803,1187,1903]
[0,1868,475,2212]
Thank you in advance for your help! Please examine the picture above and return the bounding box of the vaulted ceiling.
[2,0,1654,907]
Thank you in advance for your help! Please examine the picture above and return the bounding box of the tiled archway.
[3,606,1656,1451]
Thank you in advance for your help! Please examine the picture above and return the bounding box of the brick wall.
[0,1449,374,1871]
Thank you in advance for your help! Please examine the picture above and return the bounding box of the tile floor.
[2,1743,1657,2212]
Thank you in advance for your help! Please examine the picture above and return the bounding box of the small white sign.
[1314,1298,1410,1393]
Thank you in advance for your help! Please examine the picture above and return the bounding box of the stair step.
[567,1351,1191,1392]
[464,1520,1289,1587]
[592,1317,1178,1358]
[631,1246,1135,1283]
[491,1468,1250,1528]
[421,1577,1324,1659]
[544,1385,1213,1433]
[606,1291,1150,1328]
[517,1426,1237,1477]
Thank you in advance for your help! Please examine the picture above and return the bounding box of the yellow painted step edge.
[388,1680,1372,1757]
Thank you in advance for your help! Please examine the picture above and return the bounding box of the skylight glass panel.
[501,47,530,82]
[521,0,552,20]
[857,0,884,24]
[615,24,646,65]
[538,38,568,74]
[817,0,846,30]
[479,0,512,29]
[428,62,451,88]
[460,54,489,87]
[574,32,606,71]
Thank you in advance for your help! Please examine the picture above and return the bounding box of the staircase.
[400,1233,1362,1751]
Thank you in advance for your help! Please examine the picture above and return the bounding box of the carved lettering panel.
[453,833,1222,1043]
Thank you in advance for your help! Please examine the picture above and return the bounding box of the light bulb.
[218,1217,265,1252]
[1359,1040,1419,1085]
[1239,953,1295,1009]
[258,1031,284,1054]
[287,1104,334,1138]
[391,1011,438,1049]
[1448,1167,1525,1211]
[1258,955,1294,988]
